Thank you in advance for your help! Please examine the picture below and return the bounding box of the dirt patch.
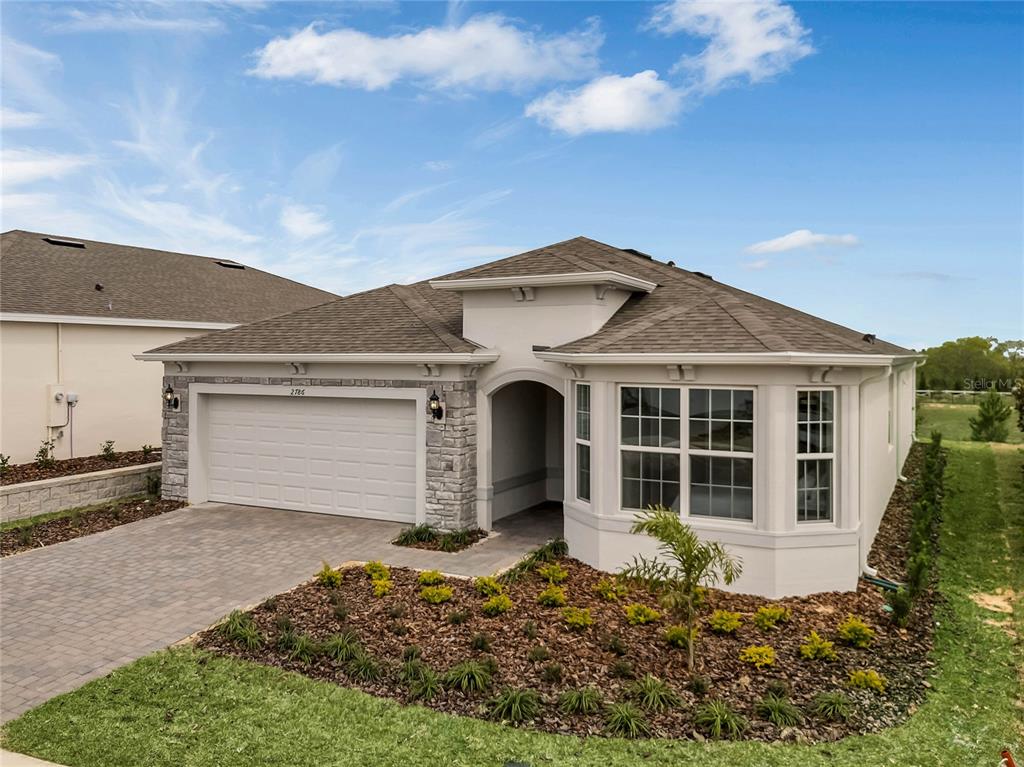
[1,497,185,556]
[970,589,1016,615]
[1,450,161,485]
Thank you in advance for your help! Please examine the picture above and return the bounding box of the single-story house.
[0,230,336,464]
[139,237,919,598]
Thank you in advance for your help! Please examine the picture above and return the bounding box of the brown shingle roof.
[143,236,912,357]
[0,230,337,324]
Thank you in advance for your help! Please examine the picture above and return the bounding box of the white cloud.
[0,107,44,129]
[745,229,860,254]
[1,148,94,187]
[423,160,452,172]
[649,0,814,93]
[53,8,225,34]
[742,258,771,270]
[526,70,682,135]
[280,203,332,239]
[249,15,602,92]
[383,182,452,213]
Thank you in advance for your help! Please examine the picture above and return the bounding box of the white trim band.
[135,350,502,364]
[429,271,658,294]
[535,350,923,367]
[1,312,236,330]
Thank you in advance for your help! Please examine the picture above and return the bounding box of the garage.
[203,393,419,522]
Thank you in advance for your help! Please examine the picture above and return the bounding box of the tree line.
[915,336,1023,392]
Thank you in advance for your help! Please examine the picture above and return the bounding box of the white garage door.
[205,394,418,522]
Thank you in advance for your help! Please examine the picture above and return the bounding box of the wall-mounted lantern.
[163,385,180,411]
[428,389,444,420]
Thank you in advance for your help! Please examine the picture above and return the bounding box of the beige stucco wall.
[0,321,213,463]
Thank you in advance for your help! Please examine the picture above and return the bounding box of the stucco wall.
[0,462,161,522]
[160,373,477,529]
[0,321,208,464]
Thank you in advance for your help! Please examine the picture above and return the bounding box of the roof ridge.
[388,284,468,353]
[704,292,784,352]
[575,297,717,352]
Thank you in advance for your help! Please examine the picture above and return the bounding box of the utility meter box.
[47,384,67,427]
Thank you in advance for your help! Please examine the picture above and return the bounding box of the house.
[138,237,919,598]
[0,230,337,464]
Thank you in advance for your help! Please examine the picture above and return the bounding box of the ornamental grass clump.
[474,576,504,597]
[708,609,742,634]
[527,645,550,663]
[626,674,680,713]
[393,524,436,547]
[315,561,342,588]
[487,688,542,723]
[537,585,567,607]
[417,569,445,586]
[558,686,602,715]
[739,645,776,670]
[694,699,748,740]
[541,662,564,683]
[407,667,441,701]
[536,562,569,584]
[619,505,741,671]
[810,691,852,721]
[799,630,838,661]
[837,615,875,648]
[603,702,651,738]
[481,593,513,617]
[470,632,492,652]
[593,577,628,601]
[562,606,594,632]
[444,660,492,694]
[753,605,792,631]
[288,634,319,664]
[322,630,361,662]
[347,650,382,682]
[447,610,469,625]
[219,611,263,651]
[624,603,661,626]
[848,668,887,693]
[755,692,804,727]
[419,585,454,604]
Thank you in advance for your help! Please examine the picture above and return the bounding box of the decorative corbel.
[594,284,613,301]
[521,286,535,301]
[565,363,585,379]
[419,363,441,377]
[288,362,307,375]
[810,366,833,383]
[510,287,525,302]
[462,363,484,378]
[680,365,696,382]
[173,361,189,373]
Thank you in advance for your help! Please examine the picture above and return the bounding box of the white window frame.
[575,383,592,503]
[686,387,756,523]
[615,383,757,526]
[796,387,836,524]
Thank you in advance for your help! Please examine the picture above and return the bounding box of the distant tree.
[1012,379,1024,433]
[969,389,1012,442]
[917,336,1022,391]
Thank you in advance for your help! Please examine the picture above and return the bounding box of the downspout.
[858,364,892,579]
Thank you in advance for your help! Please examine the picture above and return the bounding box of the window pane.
[797,391,810,423]
[733,421,753,452]
[733,458,753,488]
[711,456,732,486]
[821,391,834,421]
[576,413,590,441]
[690,455,710,485]
[821,423,833,453]
[690,485,710,516]
[663,482,681,511]
[641,387,660,417]
[808,391,820,421]
[641,451,661,479]
[621,387,640,416]
[661,389,680,418]
[808,423,820,453]
[662,453,680,483]
[642,481,660,509]
[796,458,832,522]
[733,488,753,520]
[576,444,590,502]
[798,424,809,453]
[662,418,680,448]
[710,486,732,518]
[621,416,639,445]
[733,390,754,420]
[622,451,642,479]
[640,417,659,447]
[690,389,709,419]
[710,420,731,451]
[711,389,732,419]
[623,479,642,510]
[577,384,590,412]
[689,419,709,449]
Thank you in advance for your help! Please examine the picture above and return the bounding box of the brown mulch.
[866,443,929,581]
[1,450,161,485]
[0,497,185,556]
[195,441,938,743]
[394,529,489,552]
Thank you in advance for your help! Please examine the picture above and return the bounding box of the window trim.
[796,387,837,525]
[574,382,592,504]
[615,383,757,527]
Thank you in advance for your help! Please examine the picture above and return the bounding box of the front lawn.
[917,401,1024,443]
[3,442,1022,766]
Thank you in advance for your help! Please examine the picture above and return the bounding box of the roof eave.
[533,351,923,366]
[134,350,501,364]
[1,312,236,330]
[429,271,658,294]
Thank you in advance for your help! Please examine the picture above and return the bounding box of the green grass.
[918,402,1024,444]
[0,494,150,532]
[3,443,1022,767]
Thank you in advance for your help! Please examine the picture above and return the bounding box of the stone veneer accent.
[0,462,162,523]
[161,375,478,530]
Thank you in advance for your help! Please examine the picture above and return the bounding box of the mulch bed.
[1,450,161,486]
[196,442,937,743]
[0,497,185,557]
[393,529,489,552]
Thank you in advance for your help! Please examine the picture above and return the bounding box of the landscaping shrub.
[707,609,742,634]
[527,645,550,663]
[35,440,56,469]
[394,524,436,546]
[809,691,852,722]
[604,634,628,656]
[479,654,499,676]
[220,612,263,651]
[144,473,161,497]
[536,562,568,583]
[141,444,155,459]
[610,659,635,678]
[372,579,394,597]
[837,615,875,648]
[447,610,469,625]
[315,561,342,588]
[687,675,710,696]
[799,630,838,661]
[388,622,409,636]
[755,693,804,727]
[887,588,913,627]
[322,631,361,662]
[220,610,253,639]
[17,526,34,546]
[276,626,298,652]
[764,679,790,699]
[499,538,569,584]
[969,388,1012,442]
[386,603,407,619]
[474,576,504,597]
[419,585,454,604]
[848,668,887,693]
[663,624,698,649]
[487,688,542,723]
[536,585,568,607]
[561,606,594,632]
[694,699,748,740]
[402,645,421,662]
[289,634,319,664]
[444,660,492,694]
[624,603,661,625]
[906,552,931,597]
[739,645,776,670]
[417,569,445,586]
[481,593,513,617]
[626,674,680,713]
[333,603,349,621]
[408,667,441,700]
[438,529,472,552]
[347,651,383,682]
[753,605,791,631]
[470,632,492,652]
[603,702,651,738]
[541,662,564,683]
[558,686,602,715]
[100,440,116,460]
[592,577,628,601]
[364,561,391,581]
[522,620,538,639]
[399,658,428,684]
[0,453,10,477]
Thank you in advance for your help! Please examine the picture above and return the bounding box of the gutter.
[134,351,502,364]
[1,312,236,330]
[533,350,925,367]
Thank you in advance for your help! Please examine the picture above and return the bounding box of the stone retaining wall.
[0,462,162,523]
[161,375,477,529]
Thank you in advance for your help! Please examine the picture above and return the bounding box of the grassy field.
[918,401,1024,443]
[3,443,1022,767]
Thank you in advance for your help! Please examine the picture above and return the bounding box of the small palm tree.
[619,505,741,671]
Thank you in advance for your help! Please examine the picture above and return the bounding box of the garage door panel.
[205,394,418,523]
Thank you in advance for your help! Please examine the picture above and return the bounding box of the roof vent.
[667,260,676,267]
[693,271,714,280]
[215,260,245,270]
[43,237,85,249]
[623,248,652,260]
[863,333,876,344]
[95,283,103,291]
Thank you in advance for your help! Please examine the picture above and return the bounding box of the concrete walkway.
[0,502,561,723]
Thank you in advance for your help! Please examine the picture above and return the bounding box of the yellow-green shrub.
[739,645,776,670]
[592,578,628,601]
[417,570,445,586]
[799,630,838,661]
[537,585,567,607]
[372,578,393,597]
[474,576,504,597]
[562,606,594,632]
[848,668,886,693]
[708,609,742,634]
[420,585,454,604]
[624,603,661,626]
[663,624,698,649]
[315,561,341,588]
[364,561,390,581]
[753,605,791,631]
[536,562,569,583]
[838,615,875,648]
[481,593,513,616]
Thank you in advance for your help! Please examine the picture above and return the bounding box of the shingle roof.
[143,236,912,357]
[0,230,338,324]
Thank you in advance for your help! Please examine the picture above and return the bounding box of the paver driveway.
[0,502,560,722]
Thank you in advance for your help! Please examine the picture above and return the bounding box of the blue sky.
[2,1,1021,349]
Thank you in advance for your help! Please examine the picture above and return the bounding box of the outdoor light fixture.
[428,390,444,420]
[163,385,180,410]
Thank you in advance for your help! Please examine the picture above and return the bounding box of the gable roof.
[0,230,338,325]
[141,236,912,358]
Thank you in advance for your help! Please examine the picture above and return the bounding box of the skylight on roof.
[43,237,85,249]
[215,260,245,270]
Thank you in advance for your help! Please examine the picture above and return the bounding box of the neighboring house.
[139,237,919,598]
[0,230,337,464]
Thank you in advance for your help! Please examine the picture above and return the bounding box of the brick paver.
[0,502,561,722]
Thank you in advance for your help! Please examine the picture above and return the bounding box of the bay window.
[575,383,591,502]
[620,386,680,510]
[688,389,754,521]
[797,389,834,522]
